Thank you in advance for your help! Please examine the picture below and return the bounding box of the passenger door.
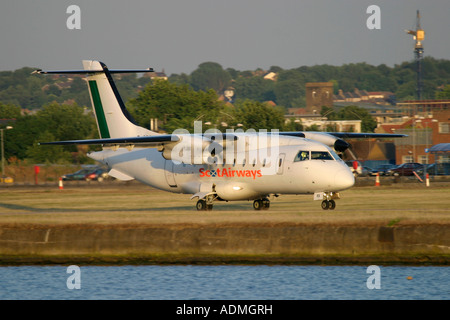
[164,160,177,187]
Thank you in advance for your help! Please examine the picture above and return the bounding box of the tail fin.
[36,60,156,139]
[82,60,155,138]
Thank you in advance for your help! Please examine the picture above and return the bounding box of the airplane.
[36,60,406,211]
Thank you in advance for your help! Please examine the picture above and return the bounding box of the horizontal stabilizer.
[33,68,154,75]
[39,135,178,146]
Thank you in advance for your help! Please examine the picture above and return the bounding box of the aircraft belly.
[100,148,179,192]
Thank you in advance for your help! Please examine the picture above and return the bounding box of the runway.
[0,182,449,265]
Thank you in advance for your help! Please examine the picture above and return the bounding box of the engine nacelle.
[161,135,221,164]
[301,132,349,152]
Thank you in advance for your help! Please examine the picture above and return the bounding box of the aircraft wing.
[320,132,408,139]
[38,133,238,148]
[38,134,178,147]
[39,131,406,154]
[278,131,407,152]
[278,131,407,139]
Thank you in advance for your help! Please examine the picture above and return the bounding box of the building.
[263,72,277,81]
[285,109,362,133]
[333,89,393,105]
[377,100,450,164]
[143,70,168,81]
[305,82,333,113]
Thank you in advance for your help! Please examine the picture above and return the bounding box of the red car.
[387,163,424,176]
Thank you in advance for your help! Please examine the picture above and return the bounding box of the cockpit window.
[328,148,342,161]
[294,151,309,162]
[311,151,334,160]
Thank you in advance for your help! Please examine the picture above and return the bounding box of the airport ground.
[0,177,449,265]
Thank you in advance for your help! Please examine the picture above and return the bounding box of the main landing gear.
[196,193,217,211]
[196,199,213,211]
[195,196,271,211]
[252,198,270,210]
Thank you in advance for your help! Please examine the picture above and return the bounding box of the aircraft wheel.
[321,200,330,210]
[253,200,263,210]
[206,204,213,211]
[329,199,336,210]
[262,198,270,210]
[196,199,207,211]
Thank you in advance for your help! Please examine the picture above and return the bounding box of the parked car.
[371,164,397,176]
[417,163,450,176]
[61,169,92,181]
[84,168,110,182]
[62,168,110,182]
[386,163,424,176]
[361,166,373,177]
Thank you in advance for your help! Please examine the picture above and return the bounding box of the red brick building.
[377,100,450,164]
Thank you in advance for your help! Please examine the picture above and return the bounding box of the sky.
[1,0,449,75]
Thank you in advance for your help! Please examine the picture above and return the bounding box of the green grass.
[0,184,449,226]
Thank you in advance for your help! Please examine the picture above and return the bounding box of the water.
[0,265,448,300]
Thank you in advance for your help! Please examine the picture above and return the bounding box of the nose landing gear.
[316,191,339,210]
[321,199,336,210]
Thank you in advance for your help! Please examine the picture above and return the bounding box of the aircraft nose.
[334,168,355,190]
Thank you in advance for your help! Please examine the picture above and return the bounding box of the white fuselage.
[88,136,355,201]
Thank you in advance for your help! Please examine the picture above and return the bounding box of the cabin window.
[311,151,334,160]
[294,151,309,162]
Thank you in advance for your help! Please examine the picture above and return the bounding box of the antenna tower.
[405,10,425,100]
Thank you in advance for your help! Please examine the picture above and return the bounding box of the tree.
[26,131,71,163]
[36,102,95,141]
[4,102,96,163]
[333,105,377,133]
[0,102,21,119]
[232,100,285,131]
[436,84,450,99]
[129,80,225,133]
[274,70,305,108]
[233,77,275,102]
[189,62,231,93]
